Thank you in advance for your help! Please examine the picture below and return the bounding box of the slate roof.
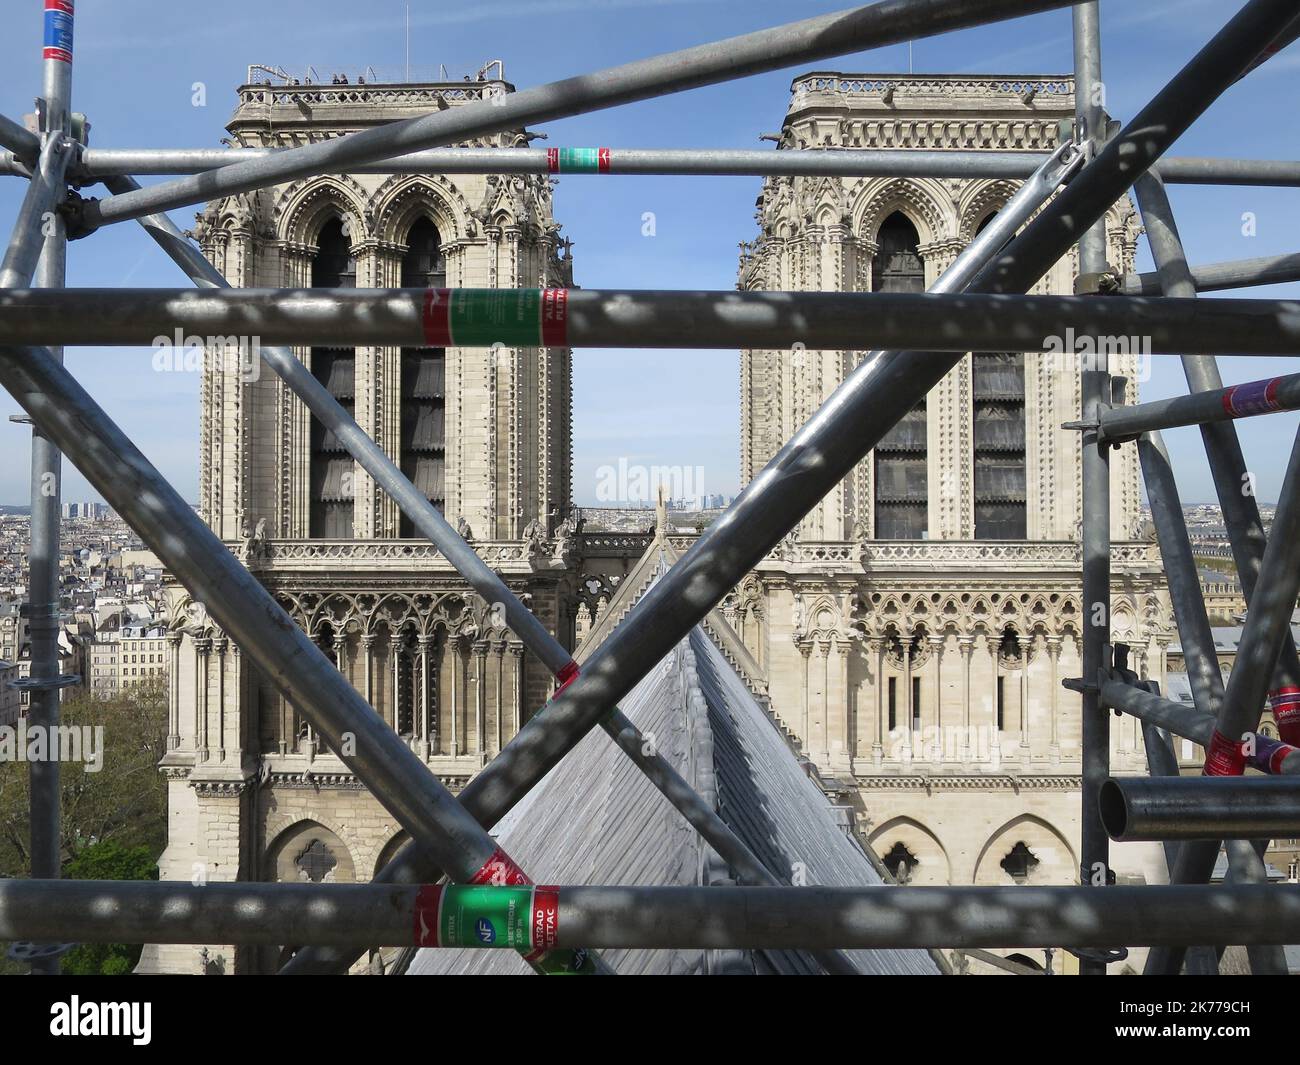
[409,544,939,976]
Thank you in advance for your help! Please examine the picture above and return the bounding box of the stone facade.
[731,74,1172,959]
[140,73,578,974]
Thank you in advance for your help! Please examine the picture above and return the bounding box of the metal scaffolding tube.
[0,112,40,163]
[78,145,1055,180]
[0,145,1286,186]
[16,0,77,977]
[77,0,1077,229]
[1152,157,1300,186]
[1137,434,1225,721]
[1133,167,1300,976]
[0,339,609,976]
[1071,2,1111,977]
[1123,251,1300,295]
[284,138,1081,975]
[109,178,855,976]
[1104,678,1214,747]
[4,880,1300,951]
[1217,430,1300,755]
[1102,374,1300,443]
[6,287,1300,354]
[0,137,70,289]
[1101,776,1300,841]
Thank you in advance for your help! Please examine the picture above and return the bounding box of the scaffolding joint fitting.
[61,190,99,241]
[1073,270,1121,295]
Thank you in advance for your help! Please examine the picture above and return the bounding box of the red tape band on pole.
[1270,685,1300,745]
[1204,729,1246,776]
[1222,377,1282,417]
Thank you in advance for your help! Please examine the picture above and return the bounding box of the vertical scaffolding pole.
[22,0,74,976]
[1134,171,1300,975]
[1072,0,1111,976]
[1137,433,1284,974]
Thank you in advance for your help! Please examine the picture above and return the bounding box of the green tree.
[0,676,168,973]
[60,839,159,975]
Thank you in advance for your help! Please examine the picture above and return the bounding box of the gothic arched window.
[399,217,446,536]
[872,212,927,539]
[971,211,1027,539]
[309,216,357,538]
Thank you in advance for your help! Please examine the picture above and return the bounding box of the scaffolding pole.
[75,0,1077,229]
[1071,1,1111,976]
[46,146,1300,185]
[3,881,1300,951]
[1101,375,1300,443]
[1101,776,1300,841]
[1123,251,1300,295]
[1133,168,1300,976]
[5,287,1300,354]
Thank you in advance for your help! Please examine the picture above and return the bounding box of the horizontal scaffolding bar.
[1103,676,1300,776]
[3,287,1300,354]
[75,146,1052,180]
[79,0,1076,229]
[1102,775,1300,840]
[1101,373,1300,443]
[1152,156,1300,186]
[7,147,1278,186]
[0,116,39,164]
[3,880,1300,950]
[1123,252,1300,295]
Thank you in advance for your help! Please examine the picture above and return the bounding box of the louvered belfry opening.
[971,211,1027,539]
[399,217,447,537]
[872,212,927,539]
[309,216,357,538]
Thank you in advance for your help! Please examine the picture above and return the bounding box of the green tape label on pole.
[422,288,569,347]
[436,885,535,949]
[547,147,611,173]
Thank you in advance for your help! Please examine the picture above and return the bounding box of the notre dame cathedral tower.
[141,69,578,974]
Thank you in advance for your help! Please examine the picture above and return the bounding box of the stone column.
[1046,635,1062,765]
[870,637,886,766]
[986,633,1001,765]
[390,631,404,736]
[360,633,375,709]
[797,639,811,752]
[214,636,228,763]
[417,634,434,759]
[827,635,850,773]
[166,631,182,751]
[901,637,913,763]
[493,641,506,755]
[1019,636,1032,758]
[449,636,461,757]
[195,638,211,763]
[958,635,974,765]
[929,634,944,763]
[511,643,525,738]
[473,641,488,756]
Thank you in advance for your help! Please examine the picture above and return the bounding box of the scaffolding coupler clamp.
[1073,270,1121,295]
[62,190,99,241]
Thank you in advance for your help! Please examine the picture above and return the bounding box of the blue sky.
[0,0,1297,509]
